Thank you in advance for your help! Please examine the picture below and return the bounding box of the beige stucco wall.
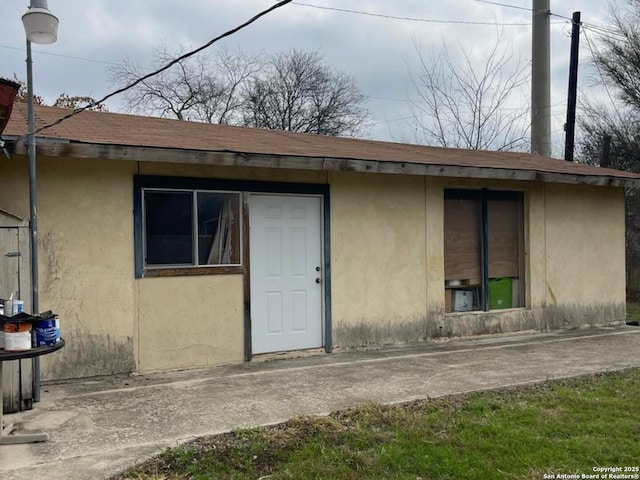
[543,183,626,326]
[329,171,428,346]
[0,153,628,379]
[137,275,244,371]
[424,177,445,315]
[34,157,137,379]
[0,155,29,219]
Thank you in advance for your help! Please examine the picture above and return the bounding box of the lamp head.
[22,2,58,45]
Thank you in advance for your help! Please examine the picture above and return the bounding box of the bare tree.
[575,0,640,299]
[578,99,640,171]
[110,47,368,137]
[578,0,640,170]
[405,35,530,151]
[589,0,640,111]
[241,50,369,136]
[110,46,262,124]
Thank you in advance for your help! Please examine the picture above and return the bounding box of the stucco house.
[1,103,638,382]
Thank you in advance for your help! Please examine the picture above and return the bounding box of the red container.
[0,78,20,135]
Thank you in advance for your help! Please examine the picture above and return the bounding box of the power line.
[581,24,627,43]
[291,2,538,26]
[580,26,619,44]
[470,0,533,14]
[369,113,417,127]
[581,22,626,39]
[471,0,628,38]
[470,0,572,22]
[14,0,294,142]
[581,27,625,125]
[365,94,413,103]
[0,44,124,67]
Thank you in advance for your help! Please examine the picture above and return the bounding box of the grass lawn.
[115,368,640,480]
[627,303,640,324]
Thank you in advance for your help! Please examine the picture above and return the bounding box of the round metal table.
[0,339,65,444]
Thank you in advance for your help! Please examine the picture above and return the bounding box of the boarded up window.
[444,191,481,284]
[487,194,521,279]
[444,189,524,312]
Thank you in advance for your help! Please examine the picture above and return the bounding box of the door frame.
[243,184,331,360]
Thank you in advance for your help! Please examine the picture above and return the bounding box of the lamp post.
[22,0,58,403]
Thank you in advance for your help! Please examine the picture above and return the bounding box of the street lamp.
[22,0,58,44]
[22,0,58,403]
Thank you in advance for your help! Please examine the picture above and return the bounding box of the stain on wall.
[333,302,625,351]
[333,316,429,348]
[42,328,135,380]
[543,302,626,330]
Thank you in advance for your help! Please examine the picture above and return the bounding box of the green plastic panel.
[489,278,512,310]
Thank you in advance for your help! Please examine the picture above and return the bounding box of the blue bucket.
[34,317,60,347]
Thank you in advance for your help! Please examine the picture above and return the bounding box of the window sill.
[140,265,244,278]
[445,307,529,316]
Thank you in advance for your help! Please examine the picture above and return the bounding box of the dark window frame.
[142,188,243,269]
[444,188,525,313]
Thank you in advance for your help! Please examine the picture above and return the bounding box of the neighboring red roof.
[4,102,639,182]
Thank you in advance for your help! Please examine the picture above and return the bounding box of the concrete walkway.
[1,326,640,480]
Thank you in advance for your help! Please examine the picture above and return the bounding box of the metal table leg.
[0,361,48,445]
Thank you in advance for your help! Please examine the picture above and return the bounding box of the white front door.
[250,194,323,354]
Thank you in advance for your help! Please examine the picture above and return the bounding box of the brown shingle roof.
[4,102,639,184]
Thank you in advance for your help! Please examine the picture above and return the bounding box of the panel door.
[250,195,323,354]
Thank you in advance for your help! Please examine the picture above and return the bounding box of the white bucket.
[4,300,24,317]
[2,322,31,351]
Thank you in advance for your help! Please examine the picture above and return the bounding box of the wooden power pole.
[564,11,581,162]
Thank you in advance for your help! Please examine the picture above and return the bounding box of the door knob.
[315,266,321,272]
[315,278,321,284]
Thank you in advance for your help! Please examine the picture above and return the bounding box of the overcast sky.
[0,0,620,156]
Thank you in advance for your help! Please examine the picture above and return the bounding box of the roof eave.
[7,139,640,188]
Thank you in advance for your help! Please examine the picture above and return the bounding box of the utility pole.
[564,11,581,162]
[531,0,552,157]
